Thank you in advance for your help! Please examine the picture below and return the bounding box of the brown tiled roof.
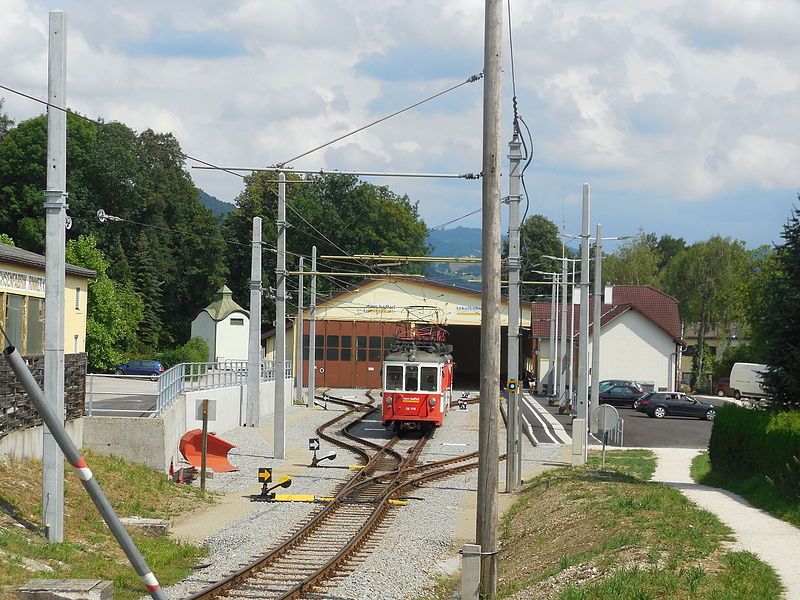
[611,286,682,342]
[0,243,96,278]
[529,285,683,345]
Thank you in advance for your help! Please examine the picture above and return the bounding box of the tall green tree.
[65,235,143,371]
[664,236,751,384]
[643,233,687,270]
[0,114,227,346]
[751,205,800,408]
[511,214,571,299]
[223,172,430,321]
[0,98,13,140]
[601,238,662,288]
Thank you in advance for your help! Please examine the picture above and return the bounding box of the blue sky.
[1,0,797,250]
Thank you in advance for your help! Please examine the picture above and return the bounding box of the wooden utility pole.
[477,0,503,597]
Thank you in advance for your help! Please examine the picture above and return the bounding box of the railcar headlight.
[429,397,436,406]
[385,396,393,404]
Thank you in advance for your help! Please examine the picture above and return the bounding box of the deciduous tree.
[65,235,143,371]
[664,236,750,384]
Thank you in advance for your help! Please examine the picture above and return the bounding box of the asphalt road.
[84,374,158,417]
[520,392,730,449]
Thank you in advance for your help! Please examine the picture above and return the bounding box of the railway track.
[184,391,473,600]
[183,389,506,600]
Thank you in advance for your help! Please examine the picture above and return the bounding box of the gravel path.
[156,390,567,600]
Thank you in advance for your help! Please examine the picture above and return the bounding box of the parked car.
[114,359,165,378]
[729,362,767,400]
[713,377,732,397]
[636,392,716,420]
[597,380,647,409]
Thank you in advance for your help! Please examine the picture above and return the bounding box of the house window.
[26,297,44,355]
[73,334,79,353]
[75,287,81,310]
[230,318,244,326]
[5,294,24,350]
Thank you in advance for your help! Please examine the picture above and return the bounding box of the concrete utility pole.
[504,131,522,493]
[590,224,602,421]
[477,0,502,596]
[575,183,591,466]
[247,217,262,427]
[307,246,317,409]
[548,276,556,396]
[560,257,569,406]
[553,272,561,400]
[275,172,286,459]
[43,10,67,542]
[569,259,577,407]
[295,258,304,406]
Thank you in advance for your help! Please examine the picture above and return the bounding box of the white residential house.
[532,285,684,394]
[190,285,249,362]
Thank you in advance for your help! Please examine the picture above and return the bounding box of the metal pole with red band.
[2,345,165,600]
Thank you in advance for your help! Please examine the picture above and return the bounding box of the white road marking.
[522,394,572,445]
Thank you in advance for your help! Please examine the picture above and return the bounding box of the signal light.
[507,380,519,391]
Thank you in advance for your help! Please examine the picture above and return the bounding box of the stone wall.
[0,353,86,440]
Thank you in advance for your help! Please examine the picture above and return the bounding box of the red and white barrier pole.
[2,345,165,600]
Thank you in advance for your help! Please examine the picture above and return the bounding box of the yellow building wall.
[0,260,91,354]
[313,279,532,326]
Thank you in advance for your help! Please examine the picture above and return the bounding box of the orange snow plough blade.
[178,429,238,472]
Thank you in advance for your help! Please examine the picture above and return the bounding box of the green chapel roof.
[202,285,249,321]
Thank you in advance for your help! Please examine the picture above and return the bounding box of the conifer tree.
[754,204,800,408]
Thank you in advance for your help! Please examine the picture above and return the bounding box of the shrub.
[156,337,209,369]
[709,404,800,497]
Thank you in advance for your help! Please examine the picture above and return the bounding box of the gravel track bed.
[156,389,565,600]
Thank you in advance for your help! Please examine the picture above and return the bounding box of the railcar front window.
[405,366,419,391]
[386,366,403,391]
[421,367,438,391]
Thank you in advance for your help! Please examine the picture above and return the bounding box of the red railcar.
[381,323,454,432]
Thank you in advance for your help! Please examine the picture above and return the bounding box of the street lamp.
[557,230,640,461]
[532,270,560,397]
[542,255,581,410]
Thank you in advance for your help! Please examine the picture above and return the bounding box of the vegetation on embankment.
[0,451,213,600]
[421,449,782,600]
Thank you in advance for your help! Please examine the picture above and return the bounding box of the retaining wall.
[82,379,289,473]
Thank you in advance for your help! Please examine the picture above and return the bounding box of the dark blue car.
[114,359,164,378]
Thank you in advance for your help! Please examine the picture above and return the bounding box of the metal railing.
[86,360,292,417]
[85,373,159,416]
[605,418,624,446]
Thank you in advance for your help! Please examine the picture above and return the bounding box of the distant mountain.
[199,190,235,217]
[426,226,482,257]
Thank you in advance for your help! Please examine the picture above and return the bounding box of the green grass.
[555,551,782,600]
[691,451,800,528]
[0,451,214,600]
[420,449,783,600]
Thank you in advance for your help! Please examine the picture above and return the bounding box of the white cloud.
[0,0,797,245]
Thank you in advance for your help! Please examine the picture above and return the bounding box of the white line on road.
[522,394,572,445]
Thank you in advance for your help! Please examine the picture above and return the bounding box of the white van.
[729,363,767,400]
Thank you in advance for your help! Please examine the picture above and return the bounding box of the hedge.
[708,404,800,496]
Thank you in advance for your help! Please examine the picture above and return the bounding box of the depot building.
[268,278,535,390]
[264,278,683,392]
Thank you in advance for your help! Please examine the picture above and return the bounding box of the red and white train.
[381,323,454,432]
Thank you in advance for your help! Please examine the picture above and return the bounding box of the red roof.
[529,285,682,344]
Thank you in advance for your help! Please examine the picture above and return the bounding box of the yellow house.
[0,243,96,355]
